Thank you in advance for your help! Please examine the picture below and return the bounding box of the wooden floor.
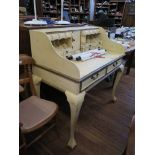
[28,68,135,155]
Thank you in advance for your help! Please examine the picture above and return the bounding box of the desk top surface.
[19,23,87,30]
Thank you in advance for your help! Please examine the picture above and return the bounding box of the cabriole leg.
[112,64,124,102]
[65,90,86,149]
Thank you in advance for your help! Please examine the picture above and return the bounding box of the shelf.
[114,24,121,26]
[96,7,109,9]
[70,12,89,15]
[40,0,90,23]
[108,14,123,17]
[71,5,79,7]
[114,18,122,20]
[95,0,126,27]
[110,3,117,6]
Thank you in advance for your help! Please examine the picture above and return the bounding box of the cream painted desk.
[30,25,125,149]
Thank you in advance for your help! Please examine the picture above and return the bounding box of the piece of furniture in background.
[19,0,27,15]
[19,0,134,25]
[95,0,126,27]
[108,27,135,75]
[19,0,43,16]
[21,0,90,23]
[95,13,115,27]
[19,16,51,57]
[122,1,135,26]
[19,123,27,155]
[19,54,58,150]
[125,41,135,75]
[123,115,135,155]
[20,85,24,93]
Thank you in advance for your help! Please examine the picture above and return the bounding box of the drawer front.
[81,68,106,91]
[81,59,122,91]
[117,59,122,66]
[107,59,122,73]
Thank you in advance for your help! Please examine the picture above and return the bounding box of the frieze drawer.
[107,59,122,73]
[81,68,106,91]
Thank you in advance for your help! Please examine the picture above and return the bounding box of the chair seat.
[20,96,58,133]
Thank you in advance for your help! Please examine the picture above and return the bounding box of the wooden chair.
[19,123,27,155]
[19,54,58,150]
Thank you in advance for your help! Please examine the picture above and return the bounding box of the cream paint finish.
[81,68,106,91]
[30,26,125,80]
[30,25,125,148]
[112,64,125,102]
[72,53,122,78]
[30,31,80,80]
[33,66,80,94]
[65,90,86,149]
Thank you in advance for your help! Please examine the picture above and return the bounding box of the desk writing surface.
[19,23,86,30]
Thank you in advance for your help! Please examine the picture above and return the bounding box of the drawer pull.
[91,73,99,80]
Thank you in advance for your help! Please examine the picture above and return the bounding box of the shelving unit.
[95,0,126,27]
[22,0,134,26]
[40,0,89,23]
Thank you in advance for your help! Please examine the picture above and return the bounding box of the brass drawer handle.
[113,63,116,67]
[91,73,99,80]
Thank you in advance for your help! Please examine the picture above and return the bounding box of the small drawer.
[107,59,122,73]
[117,59,122,66]
[107,63,116,73]
[81,68,106,91]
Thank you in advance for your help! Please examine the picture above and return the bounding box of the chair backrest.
[19,54,36,96]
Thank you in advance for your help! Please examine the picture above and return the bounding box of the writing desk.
[29,25,125,149]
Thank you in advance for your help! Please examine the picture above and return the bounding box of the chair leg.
[20,126,28,155]
[26,123,56,148]
[53,116,59,138]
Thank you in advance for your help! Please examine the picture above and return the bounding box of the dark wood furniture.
[19,85,24,93]
[41,0,90,23]
[123,115,135,155]
[125,49,135,75]
[95,0,126,27]
[122,2,135,27]
[20,0,134,26]
[125,41,135,75]
[19,54,58,150]
[20,0,89,23]
[19,16,52,56]
[19,123,27,155]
